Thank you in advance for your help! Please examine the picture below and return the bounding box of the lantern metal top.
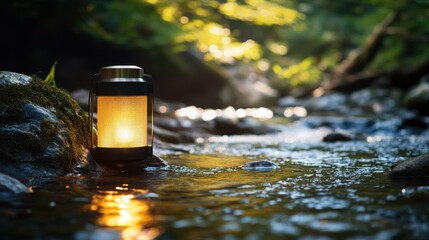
[95,65,151,96]
[100,65,144,80]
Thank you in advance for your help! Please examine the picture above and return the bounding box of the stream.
[1,117,429,239]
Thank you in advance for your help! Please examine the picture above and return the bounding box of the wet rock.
[153,139,189,155]
[0,72,32,86]
[390,153,429,179]
[141,155,169,169]
[155,117,196,132]
[220,65,278,107]
[278,96,299,108]
[403,74,429,115]
[154,117,213,143]
[305,92,349,113]
[322,132,352,142]
[153,125,182,144]
[179,129,212,143]
[213,118,245,135]
[350,88,402,114]
[98,154,169,173]
[304,117,375,132]
[214,117,278,135]
[0,71,91,180]
[399,118,427,130]
[242,160,279,170]
[0,172,30,195]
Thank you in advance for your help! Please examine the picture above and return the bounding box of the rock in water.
[214,117,279,135]
[242,160,279,171]
[142,155,169,169]
[403,74,429,115]
[322,132,352,142]
[0,172,30,195]
[98,155,169,174]
[0,71,91,180]
[390,153,429,179]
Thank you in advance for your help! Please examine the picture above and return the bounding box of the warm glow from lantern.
[90,190,160,239]
[117,128,133,144]
[98,96,147,148]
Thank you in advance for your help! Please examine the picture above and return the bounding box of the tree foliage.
[80,0,180,48]
[5,0,429,93]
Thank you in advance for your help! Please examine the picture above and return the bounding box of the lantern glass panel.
[97,96,147,148]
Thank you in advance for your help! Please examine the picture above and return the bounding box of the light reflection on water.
[89,190,160,240]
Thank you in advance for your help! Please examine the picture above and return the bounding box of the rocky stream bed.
[1,71,429,239]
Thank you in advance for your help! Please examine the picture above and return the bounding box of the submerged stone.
[242,160,279,171]
[390,153,429,179]
[0,71,91,181]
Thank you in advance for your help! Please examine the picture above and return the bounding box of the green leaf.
[44,61,57,87]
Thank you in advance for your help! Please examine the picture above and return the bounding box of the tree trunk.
[327,58,429,93]
[333,10,401,79]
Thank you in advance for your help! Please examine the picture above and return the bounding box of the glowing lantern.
[90,66,153,165]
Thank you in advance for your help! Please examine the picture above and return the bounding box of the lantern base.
[92,146,152,162]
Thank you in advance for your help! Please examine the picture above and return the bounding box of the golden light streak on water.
[89,190,160,240]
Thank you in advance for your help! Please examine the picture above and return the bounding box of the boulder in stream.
[0,71,91,181]
[390,153,429,179]
[214,117,279,135]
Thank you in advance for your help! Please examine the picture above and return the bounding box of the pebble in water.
[322,132,352,142]
[242,160,279,171]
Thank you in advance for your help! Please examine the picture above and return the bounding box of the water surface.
[1,120,429,239]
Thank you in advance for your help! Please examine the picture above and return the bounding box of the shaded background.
[1,0,428,108]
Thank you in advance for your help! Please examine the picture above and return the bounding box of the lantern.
[90,65,153,166]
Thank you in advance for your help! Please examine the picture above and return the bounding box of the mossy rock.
[0,71,91,181]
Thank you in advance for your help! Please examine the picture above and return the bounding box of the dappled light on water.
[174,105,274,121]
[3,129,429,239]
[283,106,308,118]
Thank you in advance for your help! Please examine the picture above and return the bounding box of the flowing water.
[1,118,429,239]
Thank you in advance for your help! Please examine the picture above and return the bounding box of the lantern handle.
[143,73,154,157]
[89,73,101,155]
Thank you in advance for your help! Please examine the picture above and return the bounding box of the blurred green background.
[1,0,428,107]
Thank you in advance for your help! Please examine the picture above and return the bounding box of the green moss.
[40,118,59,145]
[0,77,90,172]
